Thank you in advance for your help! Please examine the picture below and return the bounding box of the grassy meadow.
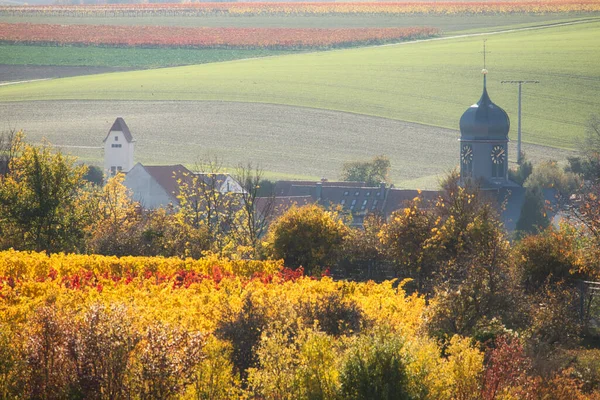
[2,20,599,150]
[0,45,293,68]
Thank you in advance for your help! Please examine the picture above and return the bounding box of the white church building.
[103,117,135,177]
[103,117,243,209]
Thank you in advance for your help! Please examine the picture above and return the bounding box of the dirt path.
[0,65,136,84]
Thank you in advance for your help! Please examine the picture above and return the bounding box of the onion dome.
[460,70,510,140]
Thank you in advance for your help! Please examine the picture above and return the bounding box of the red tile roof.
[144,164,192,201]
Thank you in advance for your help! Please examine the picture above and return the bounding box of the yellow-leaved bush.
[0,250,485,399]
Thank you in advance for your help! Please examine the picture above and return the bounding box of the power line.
[501,80,540,164]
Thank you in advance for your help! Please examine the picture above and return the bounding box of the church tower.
[459,69,510,186]
[103,117,135,178]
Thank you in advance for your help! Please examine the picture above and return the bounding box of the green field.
[2,20,598,150]
[0,45,293,68]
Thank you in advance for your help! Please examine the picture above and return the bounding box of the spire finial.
[481,39,489,88]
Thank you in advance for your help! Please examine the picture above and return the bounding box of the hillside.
[1,20,598,152]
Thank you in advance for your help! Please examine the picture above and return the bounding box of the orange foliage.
[0,23,438,49]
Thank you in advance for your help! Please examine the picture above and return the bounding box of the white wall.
[123,164,174,209]
[103,130,135,179]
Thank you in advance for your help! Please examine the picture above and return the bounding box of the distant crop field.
[0,12,595,32]
[2,1,599,17]
[1,20,598,151]
[0,23,438,49]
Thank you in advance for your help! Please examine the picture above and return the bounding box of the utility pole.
[501,80,539,165]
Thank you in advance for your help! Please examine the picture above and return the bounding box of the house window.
[117,166,123,172]
[115,136,119,141]
[343,191,349,196]
[354,191,360,196]
[362,200,368,205]
[111,144,122,148]
[376,192,381,197]
[366,191,371,196]
[351,199,357,206]
[341,199,346,205]
[372,199,379,210]
[110,166,116,176]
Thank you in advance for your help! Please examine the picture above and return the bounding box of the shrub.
[481,335,530,400]
[0,323,24,398]
[266,204,349,274]
[246,323,300,400]
[440,335,484,400]
[23,305,75,399]
[130,321,205,400]
[190,336,240,400]
[339,329,413,400]
[68,303,140,399]
[513,226,583,291]
[215,295,268,383]
[298,290,365,336]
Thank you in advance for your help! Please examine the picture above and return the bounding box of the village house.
[103,118,243,209]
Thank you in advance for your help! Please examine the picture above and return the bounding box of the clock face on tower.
[491,145,506,164]
[461,144,473,164]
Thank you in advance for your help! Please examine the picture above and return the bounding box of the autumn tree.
[341,213,387,279]
[379,196,436,291]
[0,138,91,252]
[86,173,141,256]
[176,158,238,253]
[340,155,391,186]
[266,204,349,273]
[230,163,275,258]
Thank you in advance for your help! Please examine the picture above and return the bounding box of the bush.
[339,330,413,400]
[190,337,240,400]
[215,295,268,383]
[513,226,583,291]
[298,290,365,336]
[68,303,140,400]
[266,204,349,274]
[23,306,75,399]
[130,321,205,400]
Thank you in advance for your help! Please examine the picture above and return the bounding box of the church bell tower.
[103,117,135,179]
[459,69,510,186]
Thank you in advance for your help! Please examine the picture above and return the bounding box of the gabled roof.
[144,164,193,201]
[274,180,366,196]
[320,185,387,215]
[103,117,135,143]
[255,195,314,219]
[382,189,439,217]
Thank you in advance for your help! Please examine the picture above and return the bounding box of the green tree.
[567,114,600,182]
[266,204,349,273]
[524,160,580,206]
[340,155,390,186]
[515,186,550,236]
[339,330,412,400]
[0,138,91,252]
